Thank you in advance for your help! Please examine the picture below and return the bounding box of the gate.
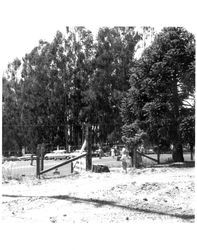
[36,153,87,177]
[137,151,158,167]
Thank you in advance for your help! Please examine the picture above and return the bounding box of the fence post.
[40,143,45,171]
[30,154,34,166]
[36,156,40,178]
[36,144,41,178]
[71,162,73,173]
[85,123,92,171]
[41,157,44,171]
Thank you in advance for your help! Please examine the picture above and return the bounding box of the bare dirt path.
[1,167,195,223]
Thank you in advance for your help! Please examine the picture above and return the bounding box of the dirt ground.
[1,166,195,223]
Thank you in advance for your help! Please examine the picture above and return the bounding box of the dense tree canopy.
[3,26,195,162]
[121,27,195,162]
[2,27,141,155]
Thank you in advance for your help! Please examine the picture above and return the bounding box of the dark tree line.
[3,27,195,162]
[2,27,141,155]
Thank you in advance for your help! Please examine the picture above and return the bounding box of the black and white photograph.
[0,0,196,249]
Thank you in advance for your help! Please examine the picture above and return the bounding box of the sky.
[1,0,196,73]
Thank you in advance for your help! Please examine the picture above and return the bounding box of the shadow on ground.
[2,194,194,221]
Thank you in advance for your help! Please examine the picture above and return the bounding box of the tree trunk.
[130,156,134,168]
[70,125,73,148]
[78,125,82,147]
[73,125,79,148]
[190,144,194,161]
[65,124,68,151]
[129,150,134,167]
[85,124,92,171]
[171,80,184,162]
[172,142,184,162]
[133,148,137,168]
[157,146,160,164]
[82,123,85,143]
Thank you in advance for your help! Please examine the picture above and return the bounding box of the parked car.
[68,150,87,159]
[8,156,19,161]
[2,156,9,163]
[18,154,36,161]
[92,148,106,157]
[44,150,70,160]
[92,149,100,157]
[146,149,154,154]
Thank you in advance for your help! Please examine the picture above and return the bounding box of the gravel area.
[1,166,195,223]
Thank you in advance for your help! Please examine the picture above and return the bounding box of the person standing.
[98,146,102,159]
[111,147,115,158]
[120,147,128,173]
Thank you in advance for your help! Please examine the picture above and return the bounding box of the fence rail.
[137,151,158,163]
[38,153,87,176]
[2,152,194,181]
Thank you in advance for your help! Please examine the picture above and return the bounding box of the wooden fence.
[36,153,87,177]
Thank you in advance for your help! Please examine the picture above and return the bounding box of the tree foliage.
[121,27,195,162]
[2,27,141,155]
